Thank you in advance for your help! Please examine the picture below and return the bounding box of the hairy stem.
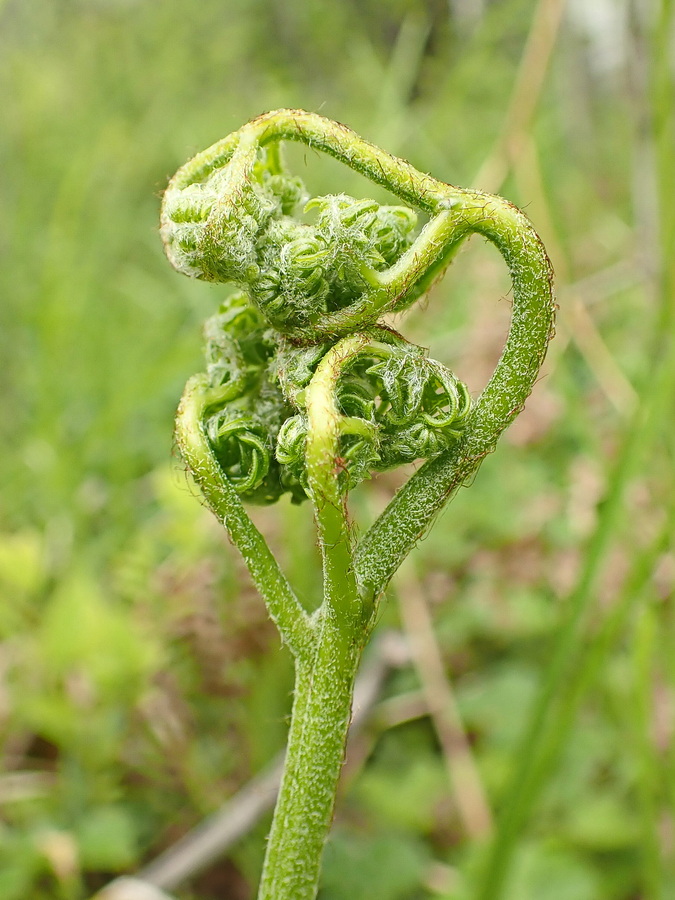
[356,193,555,604]
[175,375,314,658]
[305,333,375,626]
[257,608,363,900]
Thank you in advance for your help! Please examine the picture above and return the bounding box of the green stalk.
[256,334,374,899]
[257,610,362,900]
[304,334,372,628]
[176,352,371,900]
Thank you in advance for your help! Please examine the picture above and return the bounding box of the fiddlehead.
[163,109,555,900]
[164,110,554,573]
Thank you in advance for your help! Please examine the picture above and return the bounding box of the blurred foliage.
[0,0,673,898]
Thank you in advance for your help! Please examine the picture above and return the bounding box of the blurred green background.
[1,0,673,898]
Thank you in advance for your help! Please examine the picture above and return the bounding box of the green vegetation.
[1,2,673,899]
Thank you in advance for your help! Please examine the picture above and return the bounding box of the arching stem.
[356,193,555,606]
[175,374,314,658]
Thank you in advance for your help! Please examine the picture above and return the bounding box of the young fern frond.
[163,109,555,900]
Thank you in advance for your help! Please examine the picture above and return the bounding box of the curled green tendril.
[161,121,435,341]
[274,330,472,493]
[199,293,306,504]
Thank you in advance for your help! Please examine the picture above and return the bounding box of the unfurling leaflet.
[164,121,476,504]
[162,145,419,336]
[197,293,471,502]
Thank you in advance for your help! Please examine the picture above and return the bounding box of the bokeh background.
[1,1,673,898]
